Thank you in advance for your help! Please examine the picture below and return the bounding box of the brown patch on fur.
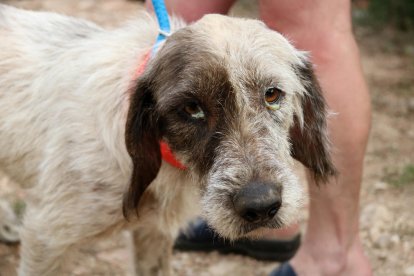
[123,27,237,216]
[290,60,338,183]
[159,60,236,176]
[123,78,162,218]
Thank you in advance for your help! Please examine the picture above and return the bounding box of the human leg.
[147,0,236,22]
[259,0,372,275]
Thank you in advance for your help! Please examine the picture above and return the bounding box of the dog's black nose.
[233,182,281,224]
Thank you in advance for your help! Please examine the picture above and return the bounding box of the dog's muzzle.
[232,182,282,224]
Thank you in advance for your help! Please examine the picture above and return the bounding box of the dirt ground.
[0,0,413,275]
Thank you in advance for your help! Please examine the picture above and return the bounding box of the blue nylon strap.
[152,0,171,55]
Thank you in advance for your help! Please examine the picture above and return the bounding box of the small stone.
[403,241,412,253]
[408,99,414,113]
[360,204,393,231]
[374,234,391,249]
[390,234,400,246]
[373,181,389,192]
[376,250,388,260]
[404,265,414,275]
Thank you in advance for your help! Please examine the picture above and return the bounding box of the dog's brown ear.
[290,59,337,183]
[123,79,162,218]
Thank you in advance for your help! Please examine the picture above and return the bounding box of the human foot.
[287,237,372,276]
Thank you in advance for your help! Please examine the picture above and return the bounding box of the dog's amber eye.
[264,87,284,110]
[184,102,205,119]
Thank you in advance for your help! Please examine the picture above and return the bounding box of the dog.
[0,4,336,275]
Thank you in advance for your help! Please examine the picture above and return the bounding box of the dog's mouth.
[236,216,284,237]
[202,205,285,240]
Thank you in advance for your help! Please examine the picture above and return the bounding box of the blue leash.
[151,0,171,55]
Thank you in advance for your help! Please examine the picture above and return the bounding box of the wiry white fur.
[0,5,197,275]
[188,16,307,239]
[0,5,314,276]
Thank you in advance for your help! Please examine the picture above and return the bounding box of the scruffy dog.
[0,4,336,276]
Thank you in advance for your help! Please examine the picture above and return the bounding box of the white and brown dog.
[0,4,336,276]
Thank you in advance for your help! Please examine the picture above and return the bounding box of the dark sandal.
[269,263,297,276]
[174,218,301,262]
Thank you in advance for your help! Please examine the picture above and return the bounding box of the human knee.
[260,0,352,31]
[159,0,235,22]
[259,0,354,51]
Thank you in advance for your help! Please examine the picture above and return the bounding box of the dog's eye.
[264,87,284,110]
[183,102,205,119]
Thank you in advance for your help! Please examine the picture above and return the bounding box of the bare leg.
[260,0,372,275]
[147,0,236,22]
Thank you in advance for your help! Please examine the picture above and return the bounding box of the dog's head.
[124,14,336,239]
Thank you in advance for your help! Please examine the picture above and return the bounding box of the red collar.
[134,51,187,170]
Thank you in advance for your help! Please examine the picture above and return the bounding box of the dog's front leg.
[126,166,199,276]
[17,187,125,276]
[18,209,74,276]
[130,227,174,276]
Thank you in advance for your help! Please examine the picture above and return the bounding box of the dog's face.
[124,15,336,239]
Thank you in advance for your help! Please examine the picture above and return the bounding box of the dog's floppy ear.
[123,78,162,218]
[290,57,337,183]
